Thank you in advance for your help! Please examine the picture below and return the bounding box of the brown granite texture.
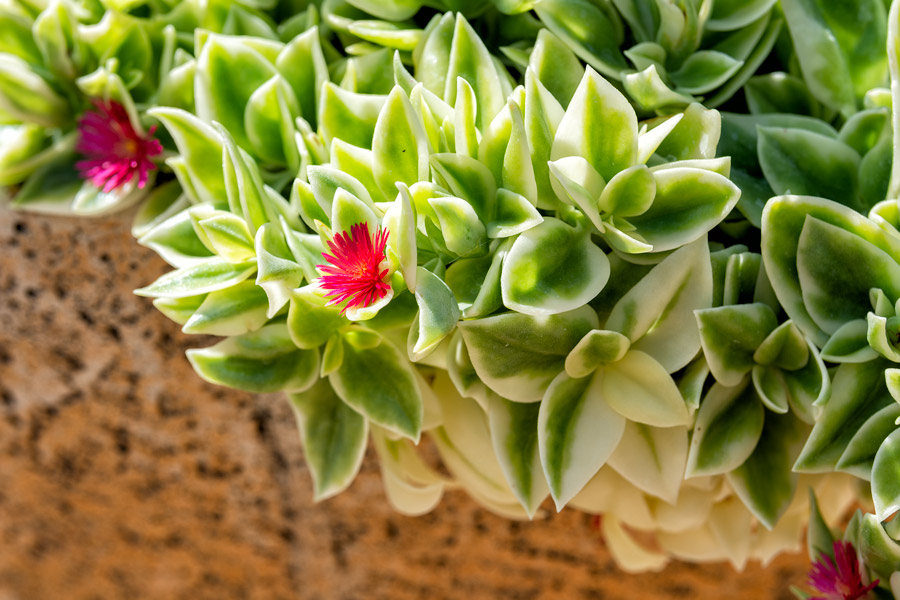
[0,206,812,600]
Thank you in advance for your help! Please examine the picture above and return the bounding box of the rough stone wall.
[0,208,810,600]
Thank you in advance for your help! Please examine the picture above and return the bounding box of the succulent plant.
[9,0,900,578]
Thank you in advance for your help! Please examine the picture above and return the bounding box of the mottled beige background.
[0,207,811,599]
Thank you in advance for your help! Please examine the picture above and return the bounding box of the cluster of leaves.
[7,0,900,577]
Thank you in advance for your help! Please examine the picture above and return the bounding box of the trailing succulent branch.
[5,0,900,585]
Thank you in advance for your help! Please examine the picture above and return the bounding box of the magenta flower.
[317,222,391,315]
[808,541,878,600]
[75,99,163,193]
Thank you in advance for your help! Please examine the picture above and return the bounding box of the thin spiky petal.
[75,99,163,193]
[808,541,878,600]
[317,223,391,315]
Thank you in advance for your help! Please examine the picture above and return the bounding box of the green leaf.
[797,217,900,336]
[148,107,226,206]
[0,54,68,128]
[277,26,328,128]
[287,285,346,350]
[289,379,367,501]
[696,303,778,386]
[821,319,880,363]
[601,350,691,427]
[190,207,256,263]
[669,51,743,95]
[806,490,836,562]
[153,295,207,326]
[534,0,628,80]
[873,427,900,521]
[427,196,487,257]
[528,29,583,107]
[442,14,505,132]
[598,165,655,218]
[564,329,631,378]
[628,168,740,252]
[138,207,215,268]
[330,332,423,441]
[744,72,818,116]
[726,412,805,529]
[487,394,549,517]
[490,189,543,238]
[187,324,319,393]
[372,86,430,200]
[308,165,375,219]
[244,74,300,168]
[409,267,460,362]
[655,103,721,162]
[429,153,497,222]
[255,222,305,318]
[607,421,688,504]
[500,217,610,316]
[458,306,599,402]
[606,238,713,373]
[686,379,765,477]
[195,34,278,150]
[795,359,894,472]
[182,280,269,336]
[761,195,900,347]
[868,314,900,362]
[318,83,386,148]
[858,513,900,579]
[780,0,856,117]
[837,404,900,480]
[135,258,256,298]
[538,371,626,510]
[757,127,860,209]
[708,0,777,31]
[349,20,423,51]
[622,65,696,113]
[551,67,637,182]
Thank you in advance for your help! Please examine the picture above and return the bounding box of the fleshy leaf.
[501,217,610,316]
[686,379,765,478]
[564,329,630,378]
[607,421,688,504]
[551,67,637,182]
[135,258,256,298]
[795,359,893,472]
[601,350,691,427]
[458,307,599,402]
[287,285,346,349]
[538,371,626,510]
[726,412,805,530]
[606,238,713,372]
[837,404,900,480]
[487,394,549,517]
[872,427,900,521]
[797,216,900,336]
[628,168,740,252]
[372,86,430,200]
[330,331,423,441]
[757,127,860,209]
[409,267,460,362]
[534,0,628,80]
[187,324,319,393]
[289,379,367,501]
[695,303,778,386]
[182,280,269,336]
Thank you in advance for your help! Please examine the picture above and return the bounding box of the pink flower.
[808,541,878,600]
[317,222,391,315]
[75,99,163,193]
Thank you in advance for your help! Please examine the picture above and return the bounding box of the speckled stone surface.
[0,206,811,600]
